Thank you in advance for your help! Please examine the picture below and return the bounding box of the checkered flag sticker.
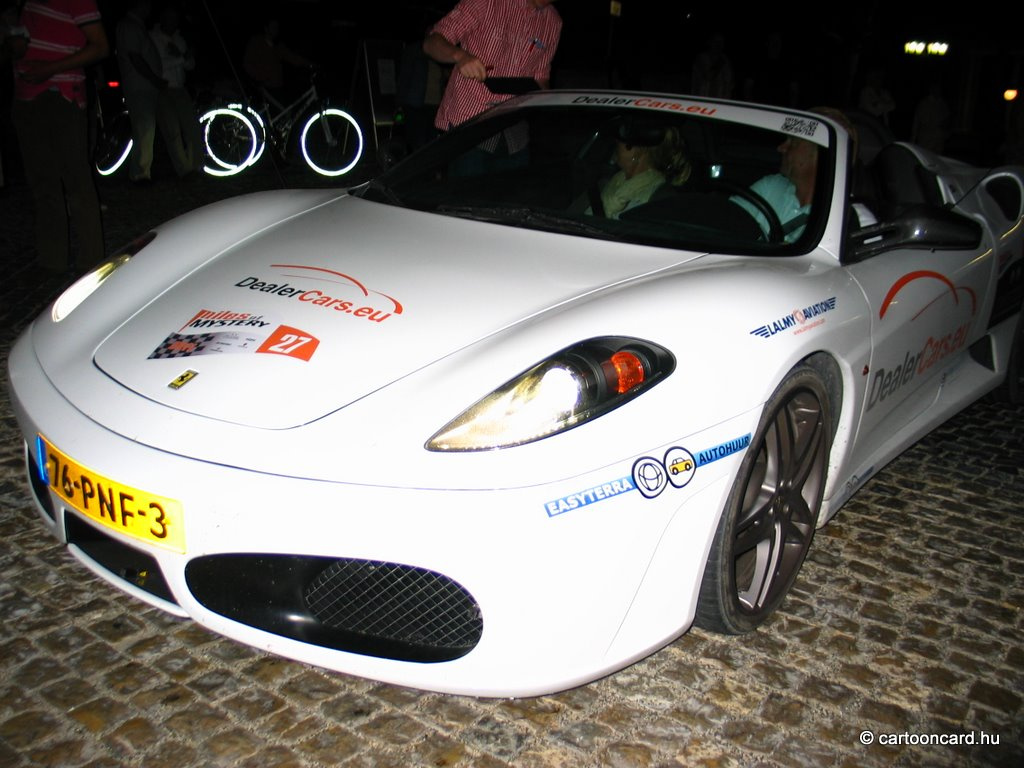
[149,333,217,359]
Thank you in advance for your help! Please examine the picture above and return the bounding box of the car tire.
[694,364,832,634]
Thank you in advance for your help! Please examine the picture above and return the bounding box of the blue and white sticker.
[630,436,751,500]
[544,477,637,517]
[545,434,752,515]
[695,434,752,466]
[632,457,668,499]
[750,297,837,340]
[665,447,696,488]
[633,446,696,499]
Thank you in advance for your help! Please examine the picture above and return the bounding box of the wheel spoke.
[733,440,779,611]
[780,496,813,553]
[733,494,774,554]
[737,535,776,610]
[787,396,824,489]
[792,421,823,491]
[787,486,816,530]
[770,409,793,482]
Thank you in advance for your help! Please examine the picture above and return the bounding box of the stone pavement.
[1,160,1022,768]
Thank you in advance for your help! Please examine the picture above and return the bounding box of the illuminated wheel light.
[229,103,267,166]
[202,107,257,174]
[96,138,133,176]
[200,107,260,177]
[248,106,267,165]
[300,108,364,177]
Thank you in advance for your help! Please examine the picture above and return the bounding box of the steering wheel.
[710,180,785,243]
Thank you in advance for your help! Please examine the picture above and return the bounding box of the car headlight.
[51,232,156,322]
[427,337,674,451]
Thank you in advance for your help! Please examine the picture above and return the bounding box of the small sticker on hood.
[149,310,319,362]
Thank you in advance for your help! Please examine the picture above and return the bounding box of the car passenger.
[592,125,691,219]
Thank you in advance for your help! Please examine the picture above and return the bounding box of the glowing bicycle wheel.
[300,108,363,177]
[94,111,134,176]
[200,106,263,177]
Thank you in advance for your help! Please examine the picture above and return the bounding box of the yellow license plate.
[37,435,185,553]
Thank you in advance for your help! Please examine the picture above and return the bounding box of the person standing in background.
[1,2,22,188]
[691,33,734,99]
[10,0,108,273]
[397,28,444,152]
[423,0,561,131]
[912,82,950,155]
[423,0,560,175]
[859,68,896,128]
[243,16,314,102]
[150,4,200,177]
[117,0,165,182]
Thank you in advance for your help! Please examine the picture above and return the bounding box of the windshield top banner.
[513,92,831,148]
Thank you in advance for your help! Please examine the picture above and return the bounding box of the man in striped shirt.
[10,0,108,273]
[424,0,561,132]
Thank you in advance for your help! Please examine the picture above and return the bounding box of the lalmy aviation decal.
[233,263,404,324]
[750,297,837,339]
[149,309,319,362]
[544,435,751,516]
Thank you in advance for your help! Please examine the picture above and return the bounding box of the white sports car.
[8,91,1024,696]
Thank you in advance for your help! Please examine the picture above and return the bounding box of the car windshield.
[359,93,836,255]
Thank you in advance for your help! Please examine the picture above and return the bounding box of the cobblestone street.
[1,162,1022,768]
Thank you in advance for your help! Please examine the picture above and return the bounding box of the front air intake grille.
[65,513,176,604]
[185,554,483,662]
[305,559,483,652]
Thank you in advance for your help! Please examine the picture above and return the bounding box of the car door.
[845,210,993,443]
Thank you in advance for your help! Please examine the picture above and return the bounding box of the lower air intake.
[305,559,483,652]
[185,553,482,662]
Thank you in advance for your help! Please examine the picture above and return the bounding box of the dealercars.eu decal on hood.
[63,194,702,430]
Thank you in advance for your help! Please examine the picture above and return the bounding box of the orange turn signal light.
[610,350,645,394]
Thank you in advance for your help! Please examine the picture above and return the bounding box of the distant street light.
[904,40,949,56]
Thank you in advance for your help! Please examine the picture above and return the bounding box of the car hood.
[93,196,702,429]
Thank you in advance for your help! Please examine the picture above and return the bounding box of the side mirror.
[849,205,982,262]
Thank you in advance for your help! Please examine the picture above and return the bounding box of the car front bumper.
[8,330,756,696]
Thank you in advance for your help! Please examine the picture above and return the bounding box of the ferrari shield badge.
[168,369,199,390]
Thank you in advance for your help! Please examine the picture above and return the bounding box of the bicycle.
[92,80,134,177]
[199,71,364,178]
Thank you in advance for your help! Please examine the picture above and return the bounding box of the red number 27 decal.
[257,326,320,361]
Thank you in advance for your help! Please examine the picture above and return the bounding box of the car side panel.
[846,238,995,449]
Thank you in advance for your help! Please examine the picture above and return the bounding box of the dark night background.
[3,0,1022,171]
[176,0,1022,164]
